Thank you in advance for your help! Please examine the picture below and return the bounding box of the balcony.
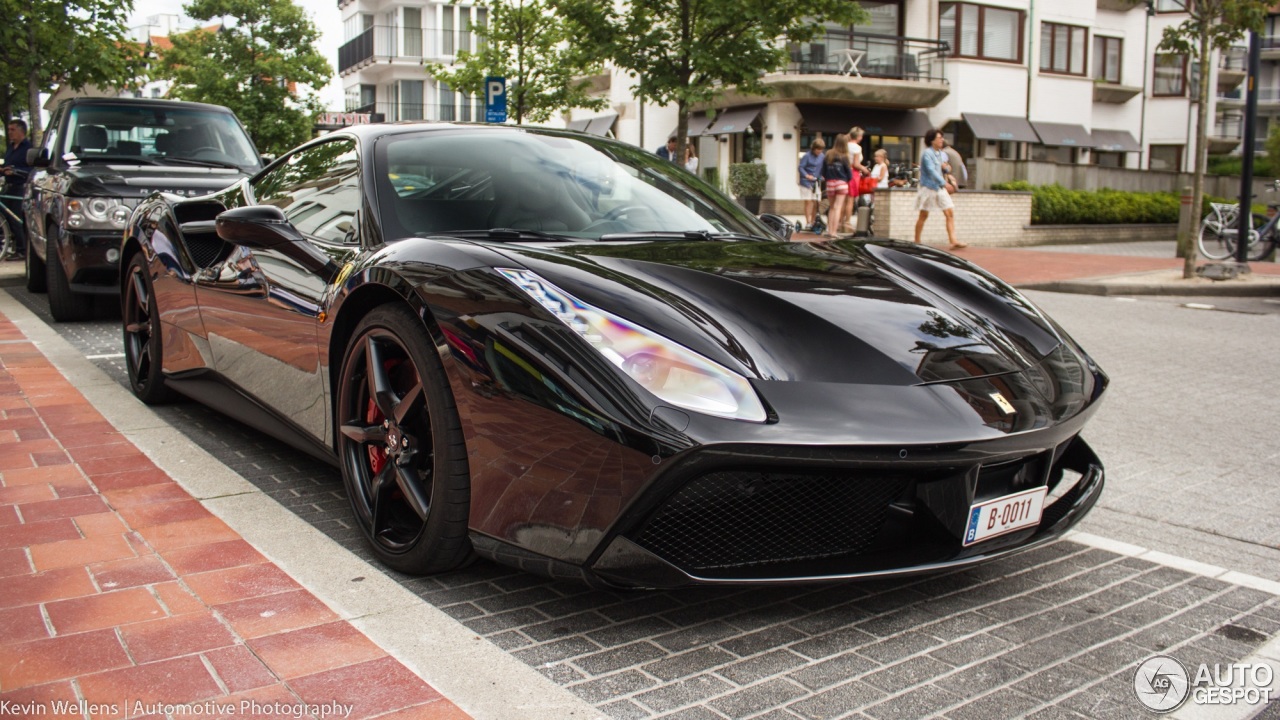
[719,31,950,109]
[1218,86,1280,109]
[1096,0,1139,11]
[1209,114,1243,154]
[1218,46,1246,91]
[339,26,486,76]
[1262,36,1280,60]
[1093,79,1142,104]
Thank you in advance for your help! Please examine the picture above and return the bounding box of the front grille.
[634,471,910,572]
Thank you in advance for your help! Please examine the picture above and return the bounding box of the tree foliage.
[0,0,144,138]
[554,0,866,156]
[425,0,607,125]
[1157,0,1268,275]
[158,0,331,155]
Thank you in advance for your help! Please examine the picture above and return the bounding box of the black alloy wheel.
[46,240,92,321]
[122,253,176,405]
[25,232,46,293]
[336,304,472,574]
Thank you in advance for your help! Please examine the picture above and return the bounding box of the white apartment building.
[337,0,1239,209]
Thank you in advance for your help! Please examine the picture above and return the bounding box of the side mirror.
[26,148,49,168]
[757,213,794,241]
[216,205,341,281]
[259,153,276,165]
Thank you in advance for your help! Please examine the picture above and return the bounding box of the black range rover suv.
[25,98,262,321]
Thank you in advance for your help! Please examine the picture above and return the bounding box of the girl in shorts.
[822,133,853,239]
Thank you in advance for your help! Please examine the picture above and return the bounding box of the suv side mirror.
[26,148,49,168]
[216,205,341,281]
[758,213,794,241]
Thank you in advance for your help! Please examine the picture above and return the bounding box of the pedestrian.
[2,119,32,260]
[842,126,870,233]
[870,148,890,191]
[683,143,699,174]
[798,138,825,232]
[915,128,967,250]
[822,133,853,239]
[656,136,677,162]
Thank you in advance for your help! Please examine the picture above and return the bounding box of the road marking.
[86,353,124,360]
[1068,531,1280,595]
[1183,303,1217,310]
[1113,297,1138,302]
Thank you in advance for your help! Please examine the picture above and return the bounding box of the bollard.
[1175,185,1193,259]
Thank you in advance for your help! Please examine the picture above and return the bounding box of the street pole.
[1237,30,1261,266]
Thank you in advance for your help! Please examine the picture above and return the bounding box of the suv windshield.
[374,129,772,242]
[63,103,261,172]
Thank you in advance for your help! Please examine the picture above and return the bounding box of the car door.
[195,138,362,443]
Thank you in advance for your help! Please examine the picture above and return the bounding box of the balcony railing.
[783,30,949,83]
[1219,87,1280,104]
[1220,46,1247,71]
[348,101,489,123]
[339,26,487,74]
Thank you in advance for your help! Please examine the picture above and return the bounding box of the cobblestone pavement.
[8,283,1278,720]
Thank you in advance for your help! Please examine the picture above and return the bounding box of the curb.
[1019,278,1280,297]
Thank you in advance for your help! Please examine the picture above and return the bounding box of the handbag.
[858,176,878,195]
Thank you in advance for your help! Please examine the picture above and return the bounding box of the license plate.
[963,487,1048,546]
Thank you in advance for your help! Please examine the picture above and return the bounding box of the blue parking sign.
[485,77,507,123]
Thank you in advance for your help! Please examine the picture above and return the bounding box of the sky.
[128,0,347,111]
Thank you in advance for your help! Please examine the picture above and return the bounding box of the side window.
[252,139,361,244]
[43,108,63,160]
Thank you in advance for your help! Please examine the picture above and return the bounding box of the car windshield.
[374,128,773,242]
[62,104,261,172]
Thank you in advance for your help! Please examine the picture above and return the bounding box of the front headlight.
[498,268,767,422]
[66,197,135,229]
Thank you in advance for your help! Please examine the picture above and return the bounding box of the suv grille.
[634,471,910,572]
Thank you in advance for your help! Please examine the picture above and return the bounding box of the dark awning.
[798,105,930,137]
[1032,121,1095,148]
[666,112,714,140]
[1090,128,1141,152]
[704,106,764,135]
[566,118,591,132]
[584,113,617,136]
[962,113,1039,143]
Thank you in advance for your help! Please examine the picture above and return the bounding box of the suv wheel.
[25,243,46,293]
[46,242,92,321]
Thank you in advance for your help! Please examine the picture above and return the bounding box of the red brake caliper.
[366,398,386,475]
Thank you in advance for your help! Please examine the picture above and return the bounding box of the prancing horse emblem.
[989,392,1016,415]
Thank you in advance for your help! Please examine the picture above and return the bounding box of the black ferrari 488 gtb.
[120,123,1106,588]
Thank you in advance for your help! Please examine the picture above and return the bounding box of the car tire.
[122,253,177,405]
[46,241,92,322]
[336,304,473,574]
[25,240,46,293]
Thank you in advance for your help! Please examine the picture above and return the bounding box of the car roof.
[58,97,237,115]
[335,121,583,143]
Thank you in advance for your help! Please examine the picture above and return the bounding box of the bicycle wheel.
[1246,216,1275,261]
[0,215,11,259]
[1198,212,1237,260]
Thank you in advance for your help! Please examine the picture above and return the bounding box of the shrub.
[992,183,1180,224]
[728,163,767,197]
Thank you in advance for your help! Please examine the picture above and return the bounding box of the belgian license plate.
[963,487,1048,546]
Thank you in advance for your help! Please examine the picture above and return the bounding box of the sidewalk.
[0,309,471,719]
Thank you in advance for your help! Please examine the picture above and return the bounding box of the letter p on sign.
[485,77,507,123]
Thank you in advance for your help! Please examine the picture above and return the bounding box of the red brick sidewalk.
[0,312,470,720]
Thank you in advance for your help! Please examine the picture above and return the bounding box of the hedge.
[989,182,1262,224]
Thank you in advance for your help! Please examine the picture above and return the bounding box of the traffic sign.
[485,77,507,123]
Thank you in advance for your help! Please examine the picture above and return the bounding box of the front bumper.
[582,435,1104,588]
[64,230,123,292]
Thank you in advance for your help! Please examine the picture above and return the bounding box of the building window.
[1092,151,1124,167]
[1154,0,1188,12]
[1030,145,1076,164]
[343,13,372,42]
[1153,53,1187,96]
[443,7,454,55]
[1149,144,1182,171]
[940,3,1024,64]
[439,82,455,122]
[1093,36,1122,83]
[1040,22,1087,75]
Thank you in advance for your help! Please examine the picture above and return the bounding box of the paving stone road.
[8,281,1278,720]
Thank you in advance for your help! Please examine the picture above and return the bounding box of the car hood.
[491,239,1069,387]
[63,163,251,199]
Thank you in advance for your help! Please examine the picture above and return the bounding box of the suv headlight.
[498,268,767,422]
[66,197,136,229]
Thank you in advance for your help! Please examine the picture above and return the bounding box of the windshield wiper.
[158,157,246,170]
[74,155,162,165]
[598,230,771,242]
[443,228,575,242]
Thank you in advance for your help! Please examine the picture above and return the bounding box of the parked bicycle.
[1198,179,1280,262]
[0,196,19,260]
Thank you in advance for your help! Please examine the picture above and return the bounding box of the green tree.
[1157,0,1269,276]
[426,0,607,125]
[554,0,866,159]
[158,0,331,155]
[0,0,144,139]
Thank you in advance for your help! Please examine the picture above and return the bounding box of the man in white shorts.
[914,128,966,250]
